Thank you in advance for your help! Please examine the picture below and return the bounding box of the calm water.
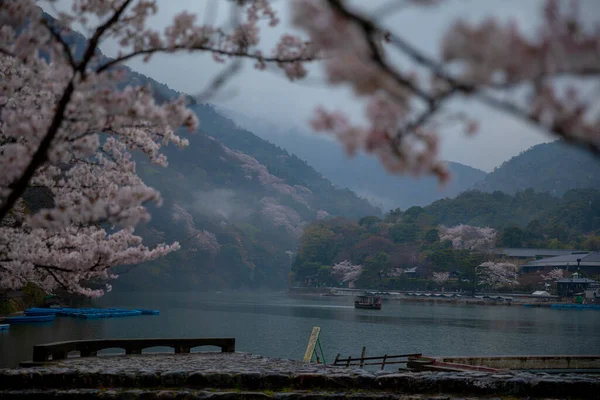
[1,291,599,368]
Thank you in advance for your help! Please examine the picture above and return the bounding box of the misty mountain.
[475,141,600,196]
[217,107,487,211]
[42,12,380,291]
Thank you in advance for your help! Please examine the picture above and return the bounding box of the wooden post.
[303,327,321,363]
[359,346,366,368]
[381,354,387,370]
[346,356,352,367]
[334,353,340,366]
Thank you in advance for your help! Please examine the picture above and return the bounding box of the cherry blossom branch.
[78,0,133,77]
[326,0,434,104]
[385,29,600,155]
[0,1,133,222]
[41,19,76,69]
[0,80,75,222]
[96,46,315,75]
[295,0,600,182]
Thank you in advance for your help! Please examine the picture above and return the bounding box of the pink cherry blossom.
[439,224,497,253]
[332,260,363,286]
[542,268,564,281]
[478,262,519,289]
[432,271,450,286]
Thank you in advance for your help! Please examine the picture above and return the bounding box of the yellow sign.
[303,326,321,362]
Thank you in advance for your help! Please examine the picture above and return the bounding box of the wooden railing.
[332,352,422,370]
[30,337,235,362]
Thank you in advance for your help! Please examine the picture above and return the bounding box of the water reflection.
[1,291,599,368]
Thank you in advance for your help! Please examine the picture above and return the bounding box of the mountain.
[475,141,600,195]
[217,107,487,211]
[37,12,381,291]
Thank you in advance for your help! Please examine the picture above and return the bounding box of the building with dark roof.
[521,252,600,276]
[495,248,588,260]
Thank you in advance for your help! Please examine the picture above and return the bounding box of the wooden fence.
[332,349,422,370]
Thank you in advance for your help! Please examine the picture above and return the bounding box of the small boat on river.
[354,295,382,310]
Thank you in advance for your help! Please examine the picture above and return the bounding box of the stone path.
[1,352,598,399]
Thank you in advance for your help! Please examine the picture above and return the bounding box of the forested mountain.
[293,188,600,289]
[475,141,600,195]
[218,107,487,210]
[45,12,380,291]
[405,188,600,236]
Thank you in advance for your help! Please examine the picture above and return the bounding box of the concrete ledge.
[1,353,598,399]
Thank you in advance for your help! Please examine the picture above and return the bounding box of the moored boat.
[354,295,382,310]
[5,314,55,323]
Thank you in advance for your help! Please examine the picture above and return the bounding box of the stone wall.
[1,353,598,399]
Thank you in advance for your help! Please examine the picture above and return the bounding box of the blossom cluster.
[439,224,497,252]
[432,271,450,286]
[331,260,363,286]
[171,204,220,256]
[222,144,312,208]
[260,197,305,238]
[542,268,564,282]
[478,262,519,289]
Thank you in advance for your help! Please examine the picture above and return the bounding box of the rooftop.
[556,278,597,284]
[524,252,600,267]
[496,248,587,258]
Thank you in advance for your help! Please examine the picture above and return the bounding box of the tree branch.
[41,18,76,69]
[96,45,316,75]
[326,0,434,104]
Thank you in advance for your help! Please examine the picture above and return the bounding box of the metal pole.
[317,338,326,365]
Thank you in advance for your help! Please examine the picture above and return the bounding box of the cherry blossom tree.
[331,260,363,287]
[432,271,450,286]
[542,268,565,281]
[260,197,305,238]
[0,0,311,296]
[171,204,220,256]
[295,0,600,182]
[3,0,598,296]
[477,261,519,289]
[439,224,497,253]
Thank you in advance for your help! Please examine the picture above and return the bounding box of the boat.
[4,314,55,323]
[24,307,63,316]
[137,309,160,315]
[354,295,382,310]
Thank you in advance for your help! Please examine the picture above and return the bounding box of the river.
[1,291,599,368]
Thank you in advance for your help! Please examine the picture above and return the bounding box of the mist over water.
[2,292,599,368]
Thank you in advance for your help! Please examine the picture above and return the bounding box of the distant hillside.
[41,12,380,291]
[475,141,600,195]
[217,107,487,211]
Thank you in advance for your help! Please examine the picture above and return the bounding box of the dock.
[407,355,600,374]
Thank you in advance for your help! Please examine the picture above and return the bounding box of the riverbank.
[288,287,576,307]
[1,352,598,399]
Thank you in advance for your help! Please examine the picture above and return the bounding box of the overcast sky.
[47,0,600,172]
